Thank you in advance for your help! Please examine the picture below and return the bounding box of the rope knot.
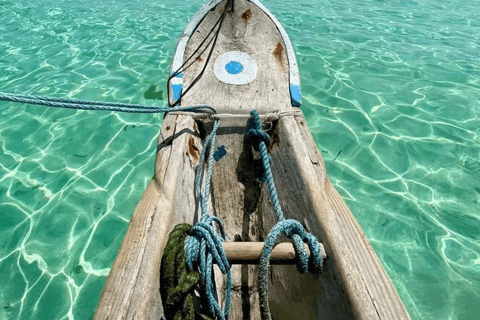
[185,215,231,319]
[258,219,325,319]
[185,216,228,273]
[246,109,271,149]
[261,219,324,275]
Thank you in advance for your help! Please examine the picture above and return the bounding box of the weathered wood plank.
[257,117,357,320]
[94,114,202,319]
[283,114,410,320]
[208,118,263,320]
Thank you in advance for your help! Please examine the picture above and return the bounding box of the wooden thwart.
[222,242,327,265]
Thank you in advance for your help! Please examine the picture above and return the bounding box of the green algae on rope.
[160,223,213,320]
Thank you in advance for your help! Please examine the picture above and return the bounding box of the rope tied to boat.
[247,109,325,320]
[184,120,232,320]
[0,91,216,114]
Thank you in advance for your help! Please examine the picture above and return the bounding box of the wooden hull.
[95,0,410,319]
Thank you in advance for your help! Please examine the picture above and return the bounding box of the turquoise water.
[0,0,479,319]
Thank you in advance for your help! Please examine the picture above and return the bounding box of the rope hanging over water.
[247,109,325,320]
[0,2,232,318]
[0,0,321,313]
[0,91,215,114]
[0,88,231,319]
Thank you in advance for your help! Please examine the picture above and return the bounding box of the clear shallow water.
[0,0,479,319]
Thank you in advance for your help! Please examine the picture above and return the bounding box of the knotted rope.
[184,120,232,320]
[247,109,325,320]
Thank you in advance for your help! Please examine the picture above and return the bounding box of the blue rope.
[184,120,232,320]
[0,91,215,114]
[247,109,325,320]
[246,111,283,221]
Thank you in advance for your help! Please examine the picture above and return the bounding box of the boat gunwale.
[169,0,302,107]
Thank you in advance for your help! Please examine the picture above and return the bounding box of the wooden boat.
[94,0,411,319]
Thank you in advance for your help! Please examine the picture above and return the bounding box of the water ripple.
[1,0,480,319]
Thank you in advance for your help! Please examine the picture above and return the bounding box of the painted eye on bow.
[213,51,258,85]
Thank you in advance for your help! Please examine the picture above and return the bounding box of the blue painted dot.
[225,61,244,75]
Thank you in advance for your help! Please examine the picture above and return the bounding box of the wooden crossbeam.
[221,242,326,265]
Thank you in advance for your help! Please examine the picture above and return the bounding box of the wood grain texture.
[271,115,410,319]
[94,114,202,319]
[221,241,327,265]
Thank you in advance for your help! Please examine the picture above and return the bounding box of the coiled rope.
[160,223,212,320]
[247,109,325,320]
[184,120,232,320]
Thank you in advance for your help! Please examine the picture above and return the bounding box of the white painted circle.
[213,51,257,85]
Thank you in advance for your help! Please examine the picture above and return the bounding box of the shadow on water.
[144,85,164,100]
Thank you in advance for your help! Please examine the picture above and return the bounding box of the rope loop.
[185,216,231,319]
[247,109,325,320]
[258,219,325,320]
[185,216,228,274]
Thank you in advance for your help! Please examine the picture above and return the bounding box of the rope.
[1,4,231,314]
[160,223,212,320]
[0,91,215,114]
[247,109,325,320]
[184,120,232,320]
[246,110,282,221]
